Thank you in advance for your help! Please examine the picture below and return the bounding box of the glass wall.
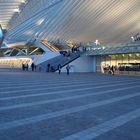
[96,53,140,74]
[0,58,32,68]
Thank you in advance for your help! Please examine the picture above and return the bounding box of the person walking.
[111,65,115,75]
[66,64,70,75]
[108,65,111,74]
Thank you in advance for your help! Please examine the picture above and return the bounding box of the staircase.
[37,51,80,72]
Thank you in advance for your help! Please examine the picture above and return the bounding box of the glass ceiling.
[0,0,27,29]
[4,0,140,45]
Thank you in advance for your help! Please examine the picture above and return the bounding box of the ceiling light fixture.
[13,8,20,13]
[131,36,134,41]
[21,0,27,3]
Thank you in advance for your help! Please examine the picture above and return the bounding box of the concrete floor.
[0,69,140,140]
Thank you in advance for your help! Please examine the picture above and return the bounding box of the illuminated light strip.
[0,58,32,68]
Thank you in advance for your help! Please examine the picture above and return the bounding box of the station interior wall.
[96,53,140,74]
[61,56,96,73]
[0,53,140,74]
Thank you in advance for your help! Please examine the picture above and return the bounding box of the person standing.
[22,63,25,71]
[111,65,115,75]
[58,64,61,74]
[47,64,50,72]
[31,62,35,71]
[66,64,70,75]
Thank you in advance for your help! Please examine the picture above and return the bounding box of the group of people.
[108,65,115,75]
[71,46,80,53]
[103,65,115,75]
[58,64,71,75]
[22,61,71,75]
[59,46,80,57]
[22,62,36,72]
[47,63,55,72]
[22,63,29,71]
[60,50,70,57]
[47,63,71,75]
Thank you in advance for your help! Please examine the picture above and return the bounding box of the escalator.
[37,51,80,72]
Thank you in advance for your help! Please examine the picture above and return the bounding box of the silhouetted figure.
[67,50,71,57]
[31,63,35,71]
[58,64,61,74]
[72,47,74,53]
[108,66,111,74]
[26,64,29,71]
[111,65,115,75]
[47,64,50,72]
[66,64,70,75]
[22,64,25,71]
[51,66,54,72]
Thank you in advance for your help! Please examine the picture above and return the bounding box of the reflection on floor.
[0,69,140,140]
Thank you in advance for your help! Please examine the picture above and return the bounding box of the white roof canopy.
[2,0,140,45]
[0,0,27,29]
